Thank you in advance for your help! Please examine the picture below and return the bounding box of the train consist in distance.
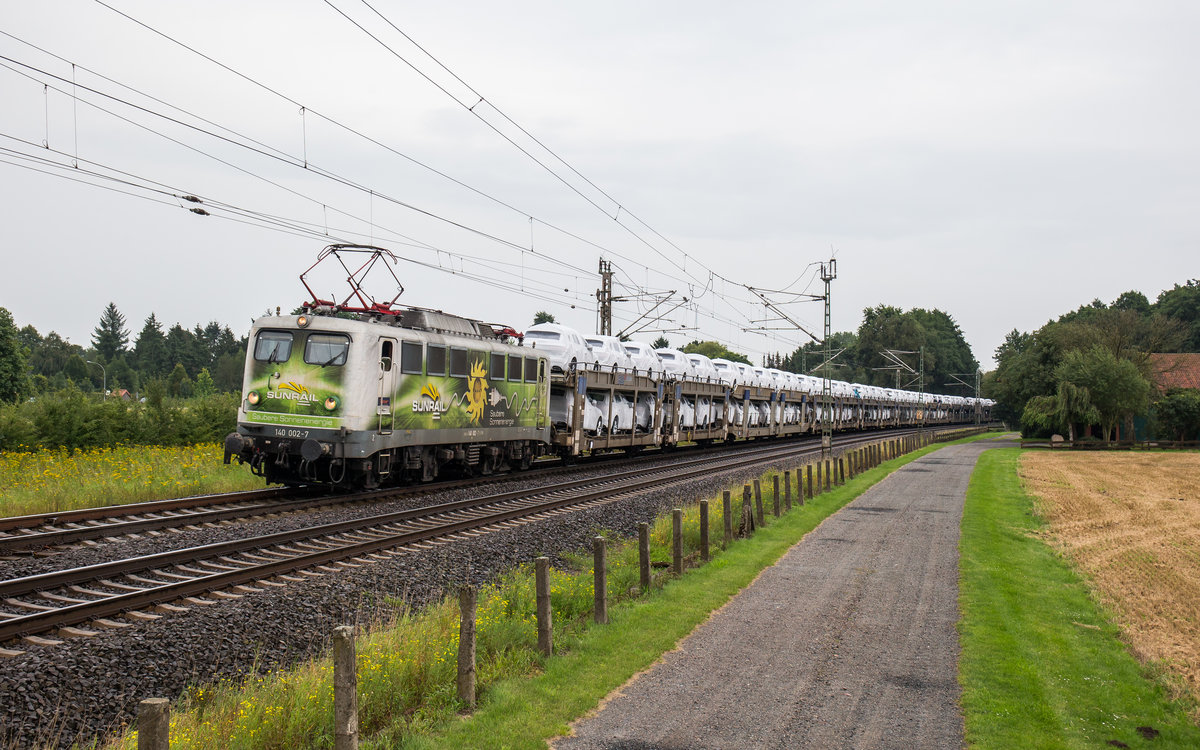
[224,245,993,489]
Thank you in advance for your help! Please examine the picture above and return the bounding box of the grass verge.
[958,447,1200,749]
[0,443,263,518]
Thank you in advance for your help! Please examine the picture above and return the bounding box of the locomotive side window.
[449,348,468,378]
[427,345,446,376]
[304,334,350,366]
[490,352,505,380]
[380,340,393,372]
[524,357,537,383]
[254,331,293,362]
[508,354,522,382]
[400,341,423,374]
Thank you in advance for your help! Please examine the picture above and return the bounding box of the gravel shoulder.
[555,439,1006,750]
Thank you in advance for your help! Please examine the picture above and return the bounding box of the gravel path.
[556,439,1007,750]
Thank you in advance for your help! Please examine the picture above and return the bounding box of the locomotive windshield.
[254,331,293,363]
[305,333,350,366]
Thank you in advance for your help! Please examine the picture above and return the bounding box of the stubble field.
[1020,451,1200,710]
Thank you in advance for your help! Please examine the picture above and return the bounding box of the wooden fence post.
[536,557,553,656]
[700,500,710,562]
[722,490,733,545]
[638,522,651,591]
[672,508,683,575]
[754,479,765,525]
[772,475,781,517]
[784,470,792,510]
[593,537,607,625]
[333,625,358,750]
[838,457,845,485]
[824,459,831,492]
[457,585,476,710]
[740,485,752,534]
[815,462,822,495]
[805,464,812,505]
[137,698,169,750]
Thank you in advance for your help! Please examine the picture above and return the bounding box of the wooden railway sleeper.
[67,585,110,598]
[5,598,55,612]
[38,592,89,605]
[99,579,144,592]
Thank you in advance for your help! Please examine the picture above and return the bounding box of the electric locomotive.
[224,245,551,488]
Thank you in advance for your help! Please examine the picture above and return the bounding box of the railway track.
[0,431,903,652]
[0,449,638,554]
[0,428,883,554]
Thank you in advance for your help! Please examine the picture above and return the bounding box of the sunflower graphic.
[465,360,489,423]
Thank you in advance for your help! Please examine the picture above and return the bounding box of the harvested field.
[1020,451,1200,709]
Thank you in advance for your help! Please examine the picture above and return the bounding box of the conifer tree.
[91,302,129,362]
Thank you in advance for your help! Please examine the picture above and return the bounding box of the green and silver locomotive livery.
[225,308,551,487]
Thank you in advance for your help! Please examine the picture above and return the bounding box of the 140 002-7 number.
[272,428,310,439]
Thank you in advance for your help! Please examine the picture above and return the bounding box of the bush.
[0,388,239,452]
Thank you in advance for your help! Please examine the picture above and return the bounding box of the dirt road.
[555,439,1006,750]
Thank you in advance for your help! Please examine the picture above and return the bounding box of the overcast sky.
[1,1,1196,373]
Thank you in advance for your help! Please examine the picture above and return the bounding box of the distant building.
[1149,353,1200,391]
[1134,353,1200,440]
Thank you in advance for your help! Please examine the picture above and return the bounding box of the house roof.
[1149,353,1200,391]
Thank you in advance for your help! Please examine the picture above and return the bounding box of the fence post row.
[457,585,477,710]
[536,557,553,656]
[333,625,358,750]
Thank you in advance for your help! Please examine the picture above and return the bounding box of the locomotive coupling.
[301,438,331,462]
[224,432,248,464]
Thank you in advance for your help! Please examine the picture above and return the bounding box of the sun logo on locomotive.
[413,382,448,419]
[465,359,489,423]
[269,381,316,405]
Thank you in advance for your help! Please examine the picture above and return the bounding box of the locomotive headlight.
[323,395,340,412]
[247,390,261,406]
[297,314,311,328]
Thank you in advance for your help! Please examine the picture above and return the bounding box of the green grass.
[958,448,1200,749]
[0,443,263,518]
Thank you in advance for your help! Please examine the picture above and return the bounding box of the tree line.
[0,302,247,403]
[988,281,1200,441]
[760,305,979,397]
[0,303,248,451]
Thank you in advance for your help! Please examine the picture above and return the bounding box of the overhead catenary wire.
[77,6,784,321]
[6,7,819,357]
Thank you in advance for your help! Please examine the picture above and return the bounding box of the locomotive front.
[224,313,375,486]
